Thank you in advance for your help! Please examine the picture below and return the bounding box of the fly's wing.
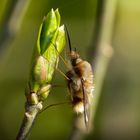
[68,81,74,101]
[81,78,90,129]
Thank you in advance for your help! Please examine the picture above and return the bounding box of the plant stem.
[16,102,42,140]
[16,9,65,140]
[91,0,117,126]
[69,0,117,139]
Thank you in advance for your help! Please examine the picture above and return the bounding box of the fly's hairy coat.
[65,27,94,128]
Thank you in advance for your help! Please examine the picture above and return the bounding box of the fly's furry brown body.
[66,50,94,126]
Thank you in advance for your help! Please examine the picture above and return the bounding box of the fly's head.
[69,50,82,66]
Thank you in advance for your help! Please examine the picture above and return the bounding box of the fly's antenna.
[65,25,72,52]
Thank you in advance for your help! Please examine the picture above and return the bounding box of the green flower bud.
[55,9,60,27]
[37,8,60,55]
[55,25,65,53]
[28,9,65,102]
[37,84,52,101]
[43,25,65,82]
[29,93,38,105]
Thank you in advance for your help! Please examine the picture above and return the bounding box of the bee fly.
[65,27,94,129]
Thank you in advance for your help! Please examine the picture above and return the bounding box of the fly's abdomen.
[67,70,85,113]
[72,91,84,114]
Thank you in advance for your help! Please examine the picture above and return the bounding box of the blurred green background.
[0,0,140,140]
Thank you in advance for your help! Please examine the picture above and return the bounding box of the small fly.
[65,27,94,129]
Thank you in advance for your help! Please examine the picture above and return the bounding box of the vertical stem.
[16,103,42,140]
[69,0,117,139]
[91,0,117,125]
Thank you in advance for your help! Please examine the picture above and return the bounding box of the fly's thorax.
[67,71,82,94]
[74,60,93,81]
[73,59,94,99]
[67,58,94,96]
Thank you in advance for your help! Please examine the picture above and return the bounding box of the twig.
[16,9,65,140]
[16,102,43,140]
[69,0,117,139]
[91,0,117,127]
